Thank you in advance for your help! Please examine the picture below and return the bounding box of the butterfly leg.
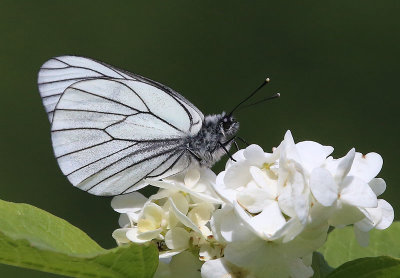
[186,148,202,163]
[218,142,237,162]
[222,136,240,152]
[234,140,240,151]
[237,136,250,147]
[221,136,237,147]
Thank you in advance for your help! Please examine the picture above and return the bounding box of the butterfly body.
[187,113,239,167]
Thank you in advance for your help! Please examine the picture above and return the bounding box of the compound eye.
[222,118,231,130]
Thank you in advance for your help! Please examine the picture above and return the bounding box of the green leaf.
[319,222,400,268]
[311,252,334,278]
[326,256,400,278]
[0,199,158,278]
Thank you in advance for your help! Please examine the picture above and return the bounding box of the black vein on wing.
[69,86,140,111]
[92,58,203,128]
[41,93,64,99]
[40,56,203,133]
[74,140,181,185]
[120,150,187,194]
[54,108,130,117]
[146,150,187,179]
[110,79,189,133]
[84,147,182,192]
[39,77,102,85]
[66,83,185,133]
[65,142,138,176]
[109,79,150,111]
[77,57,132,80]
[55,57,128,80]
[56,139,114,159]
[52,127,108,132]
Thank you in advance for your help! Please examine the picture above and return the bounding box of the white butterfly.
[38,56,242,196]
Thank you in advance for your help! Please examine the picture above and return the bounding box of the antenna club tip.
[265,77,271,83]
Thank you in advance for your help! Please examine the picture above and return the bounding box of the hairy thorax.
[186,113,239,167]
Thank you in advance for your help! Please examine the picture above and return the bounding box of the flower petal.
[243,144,267,166]
[188,202,215,227]
[126,227,162,243]
[223,161,252,189]
[289,257,314,278]
[273,218,305,243]
[278,185,296,218]
[290,171,309,224]
[148,179,222,205]
[354,208,378,232]
[249,166,277,196]
[214,172,237,204]
[375,199,394,230]
[225,149,246,169]
[248,202,286,239]
[349,152,383,182]
[236,187,275,214]
[328,204,365,226]
[201,258,245,278]
[224,238,291,278]
[165,227,190,250]
[310,168,338,206]
[118,213,131,227]
[170,192,189,215]
[111,192,147,213]
[335,148,355,182]
[212,205,253,243]
[184,168,201,188]
[296,141,333,174]
[340,176,378,208]
[112,228,131,244]
[159,250,184,259]
[138,203,164,231]
[169,197,202,234]
[368,178,386,197]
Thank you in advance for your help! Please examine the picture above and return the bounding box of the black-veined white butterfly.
[38,56,277,196]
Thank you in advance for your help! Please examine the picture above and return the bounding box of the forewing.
[38,56,133,122]
[38,55,204,134]
[51,78,195,196]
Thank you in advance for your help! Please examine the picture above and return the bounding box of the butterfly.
[38,56,277,196]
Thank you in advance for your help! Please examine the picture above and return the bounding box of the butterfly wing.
[38,55,204,125]
[38,56,203,196]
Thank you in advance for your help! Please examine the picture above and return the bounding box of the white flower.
[214,131,333,242]
[112,167,223,256]
[208,130,392,278]
[311,148,382,227]
[211,204,326,278]
[110,130,393,278]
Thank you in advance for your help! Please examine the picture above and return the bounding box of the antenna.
[228,78,270,116]
[238,93,280,111]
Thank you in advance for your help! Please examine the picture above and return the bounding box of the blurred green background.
[1,1,399,277]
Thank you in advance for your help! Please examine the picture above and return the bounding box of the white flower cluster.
[111,131,394,278]
[112,168,224,261]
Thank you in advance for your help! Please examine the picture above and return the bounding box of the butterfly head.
[220,113,239,137]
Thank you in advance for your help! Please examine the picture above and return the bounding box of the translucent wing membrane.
[38,56,204,128]
[38,56,203,196]
[38,56,131,122]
